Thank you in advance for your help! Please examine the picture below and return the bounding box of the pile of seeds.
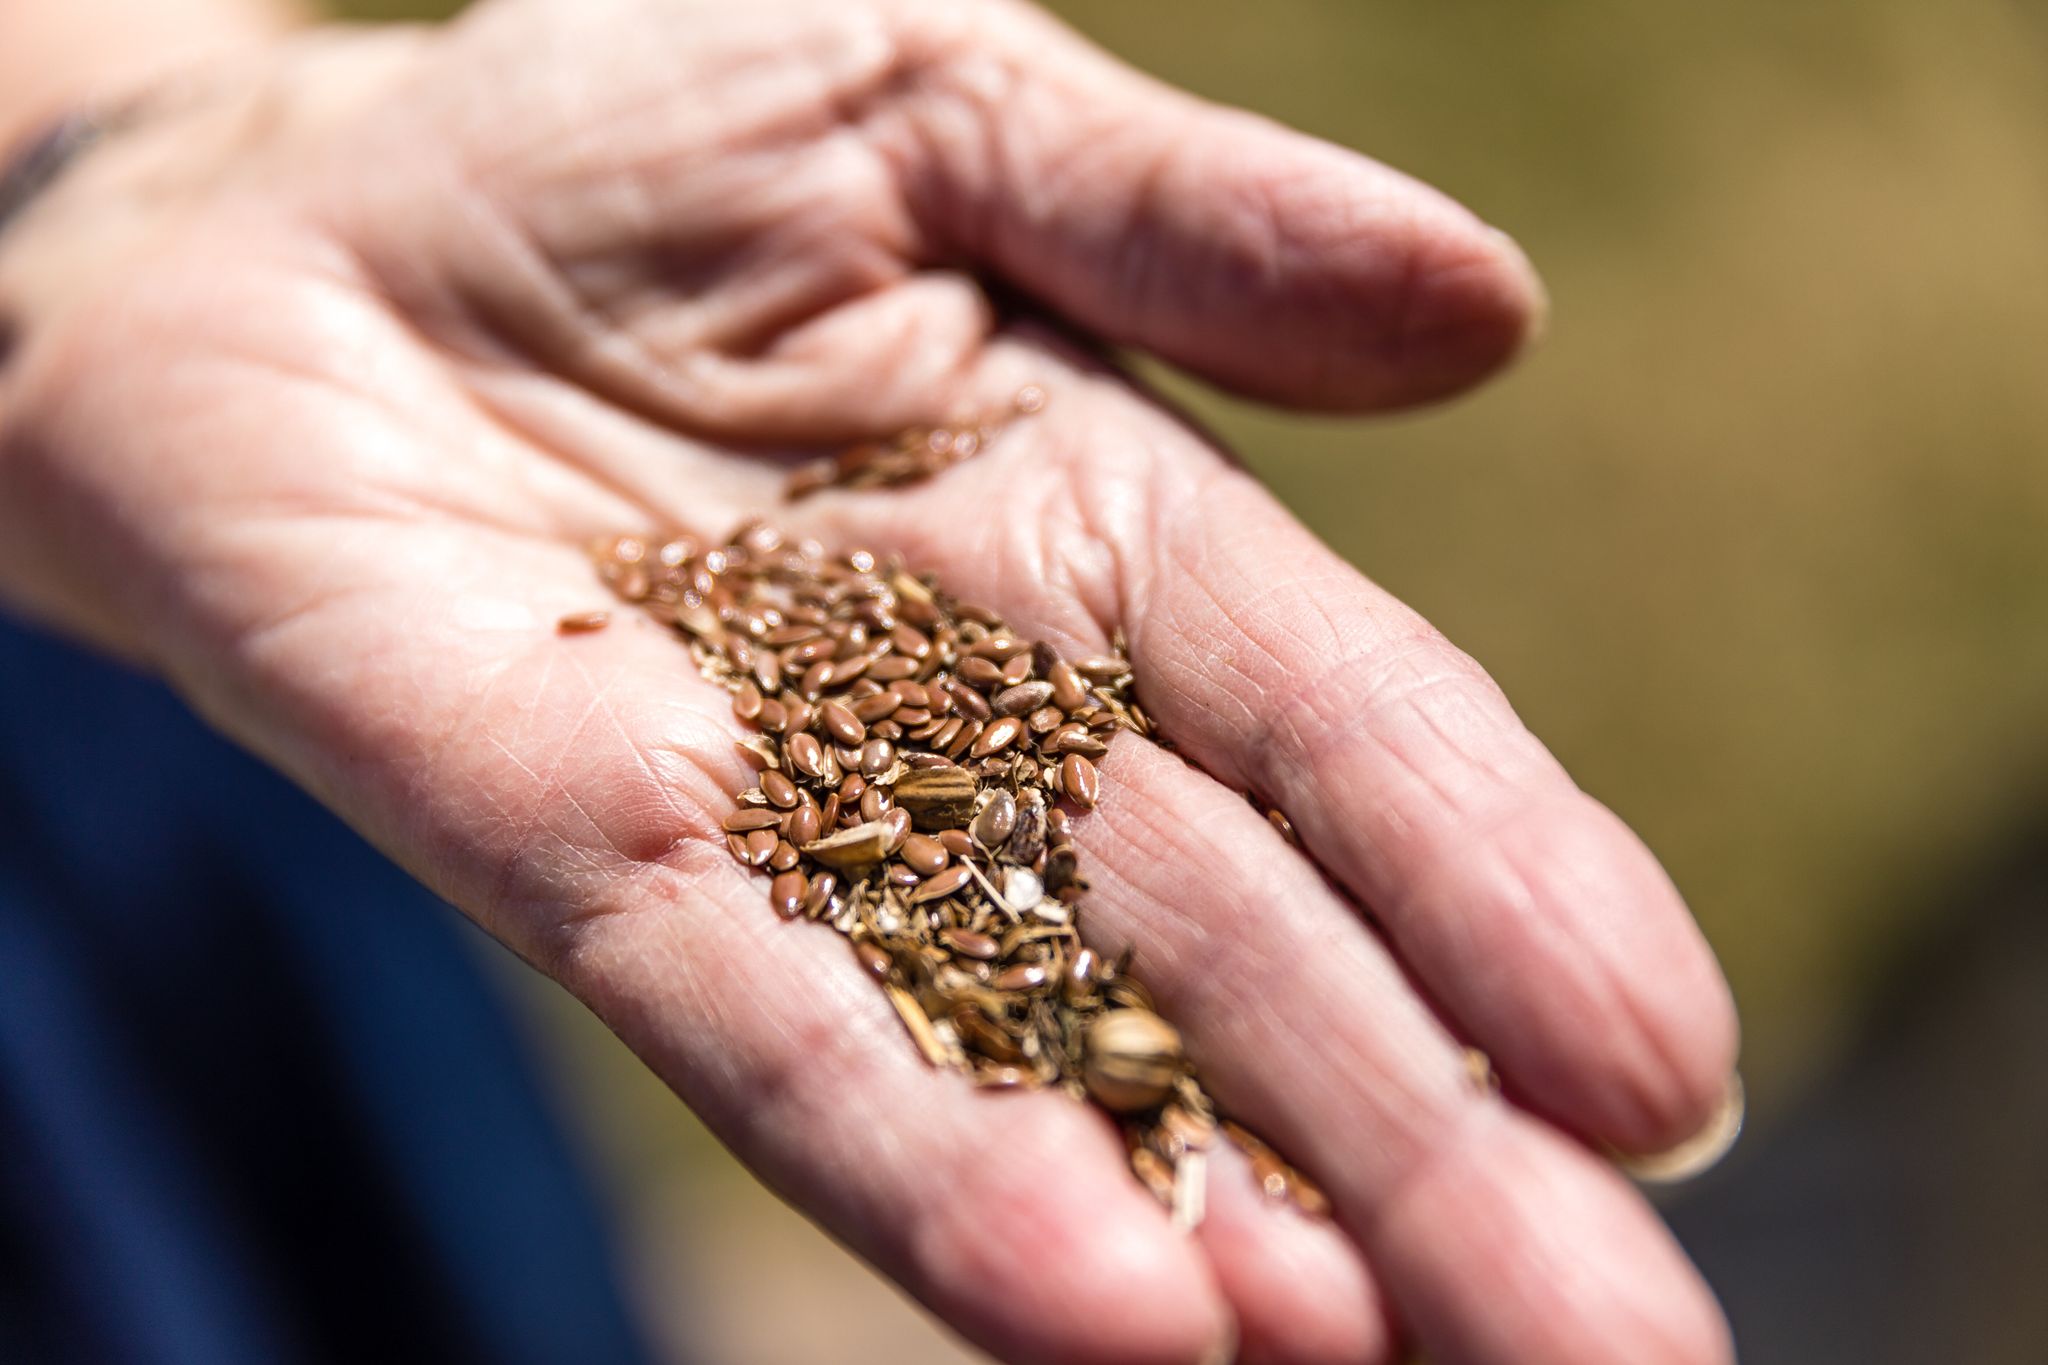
[588,521,1322,1225]
[783,386,1045,500]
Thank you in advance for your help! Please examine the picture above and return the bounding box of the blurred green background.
[338,1,2048,1360]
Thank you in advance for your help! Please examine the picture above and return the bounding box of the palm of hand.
[0,2,1736,1362]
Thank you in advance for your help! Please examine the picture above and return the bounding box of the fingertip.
[1311,209,1550,413]
[1374,1111,1735,1365]
[911,1108,1232,1365]
[1199,1145,1397,1365]
[1423,793,1742,1156]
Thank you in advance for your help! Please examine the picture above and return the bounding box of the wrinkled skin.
[0,2,1739,1361]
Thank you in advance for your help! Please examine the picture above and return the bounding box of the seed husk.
[801,821,894,871]
[1084,1010,1183,1114]
[892,766,978,830]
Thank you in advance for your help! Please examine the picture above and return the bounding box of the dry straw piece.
[589,509,1323,1224]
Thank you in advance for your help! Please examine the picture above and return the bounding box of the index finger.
[869,0,1546,412]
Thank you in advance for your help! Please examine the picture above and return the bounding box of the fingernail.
[1613,1072,1746,1185]
[1488,226,1551,349]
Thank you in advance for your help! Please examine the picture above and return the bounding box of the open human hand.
[0,1,1738,1360]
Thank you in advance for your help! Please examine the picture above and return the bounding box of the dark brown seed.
[1267,808,1299,845]
[972,790,1017,848]
[957,656,1006,689]
[768,839,800,872]
[937,829,976,859]
[945,719,983,758]
[971,715,1024,757]
[859,785,888,824]
[938,927,999,960]
[785,804,821,847]
[1027,705,1064,734]
[900,833,949,875]
[993,963,1048,992]
[932,718,965,753]
[800,660,834,698]
[761,770,800,809]
[855,940,895,981]
[903,752,956,769]
[1051,729,1109,758]
[887,863,922,889]
[838,774,866,801]
[881,807,913,851]
[1073,655,1131,682]
[788,636,835,667]
[888,680,929,708]
[725,832,752,865]
[851,691,900,724]
[1044,722,1088,752]
[744,828,778,867]
[967,635,1029,661]
[891,624,933,659]
[859,738,894,776]
[828,653,873,685]
[819,793,842,831]
[785,732,824,778]
[1048,659,1087,711]
[1043,846,1084,897]
[910,864,972,904]
[954,1008,1025,1062]
[782,699,815,736]
[802,872,837,917]
[866,654,920,682]
[756,698,788,732]
[999,653,1034,686]
[992,681,1055,717]
[723,807,783,833]
[1064,947,1100,1003]
[556,609,612,634]
[1059,754,1099,809]
[818,700,865,746]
